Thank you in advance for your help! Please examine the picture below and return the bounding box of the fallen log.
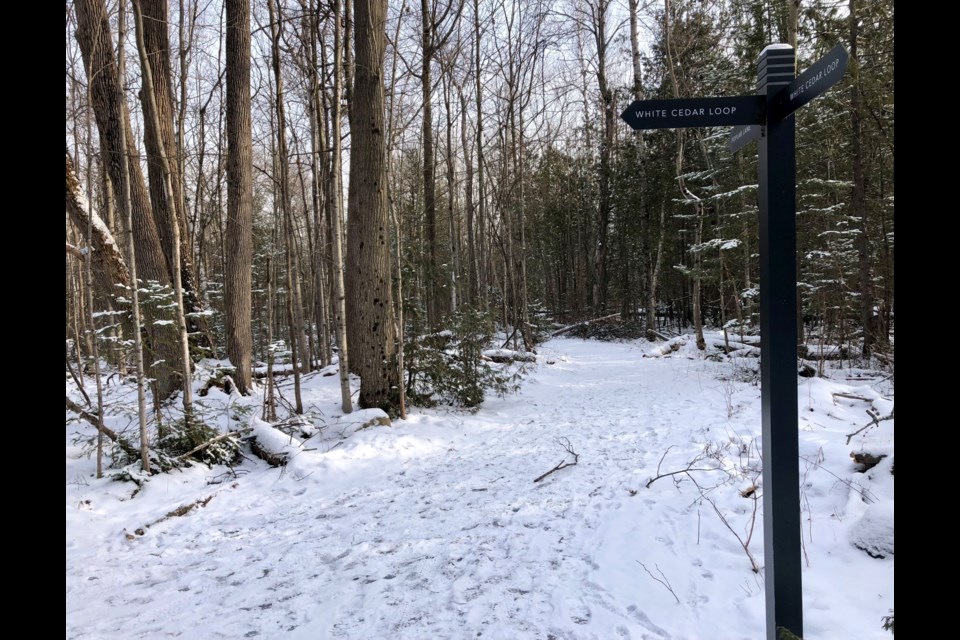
[648,336,687,357]
[482,348,537,363]
[550,313,621,337]
[249,419,302,466]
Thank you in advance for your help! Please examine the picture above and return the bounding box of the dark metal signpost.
[621,44,849,640]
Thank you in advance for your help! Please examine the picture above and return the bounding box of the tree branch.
[533,437,579,482]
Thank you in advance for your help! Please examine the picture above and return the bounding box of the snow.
[66,334,893,639]
[761,43,794,53]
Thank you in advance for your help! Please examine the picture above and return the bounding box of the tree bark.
[473,0,487,310]
[421,0,439,328]
[224,0,254,393]
[459,85,478,307]
[328,0,353,414]
[591,0,614,315]
[849,0,874,358]
[75,0,179,401]
[268,0,306,413]
[138,0,203,330]
[347,0,400,414]
[133,0,195,416]
[66,151,131,294]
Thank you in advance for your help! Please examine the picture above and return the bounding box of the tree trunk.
[421,0,440,328]
[133,0,195,416]
[849,0,874,358]
[328,0,354,414]
[628,0,657,337]
[74,0,179,401]
[443,72,459,315]
[459,85,478,307]
[663,0,704,350]
[305,0,332,370]
[347,0,400,414]
[591,0,613,315]
[224,0,254,394]
[66,152,131,294]
[473,0,487,310]
[138,0,204,335]
[268,0,305,413]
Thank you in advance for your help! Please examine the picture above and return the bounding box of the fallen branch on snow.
[126,494,215,539]
[636,561,680,604]
[533,437,579,483]
[645,445,716,488]
[832,392,872,403]
[845,407,894,445]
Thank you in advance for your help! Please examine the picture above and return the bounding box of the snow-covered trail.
[66,337,892,639]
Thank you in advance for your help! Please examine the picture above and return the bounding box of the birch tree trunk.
[328,0,353,414]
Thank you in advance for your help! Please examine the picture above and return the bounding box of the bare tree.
[75,0,180,412]
[133,0,195,416]
[268,0,308,412]
[74,0,153,470]
[420,0,465,328]
[347,0,401,413]
[224,0,254,393]
[663,0,705,350]
[327,0,354,414]
[849,0,874,358]
[138,0,204,335]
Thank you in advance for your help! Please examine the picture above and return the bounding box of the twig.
[636,561,681,604]
[798,454,877,503]
[845,407,894,444]
[706,495,761,573]
[684,471,761,573]
[66,355,91,407]
[646,447,717,488]
[533,437,579,483]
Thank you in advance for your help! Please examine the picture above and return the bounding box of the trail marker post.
[620,43,849,640]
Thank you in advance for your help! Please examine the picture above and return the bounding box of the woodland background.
[65,0,893,470]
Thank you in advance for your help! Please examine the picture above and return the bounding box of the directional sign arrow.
[773,44,849,119]
[728,124,762,153]
[620,95,765,130]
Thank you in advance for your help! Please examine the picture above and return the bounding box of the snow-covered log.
[482,349,537,363]
[249,418,303,466]
[648,336,687,357]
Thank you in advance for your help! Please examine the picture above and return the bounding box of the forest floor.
[66,333,894,639]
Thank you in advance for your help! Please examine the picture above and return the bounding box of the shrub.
[404,308,523,409]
